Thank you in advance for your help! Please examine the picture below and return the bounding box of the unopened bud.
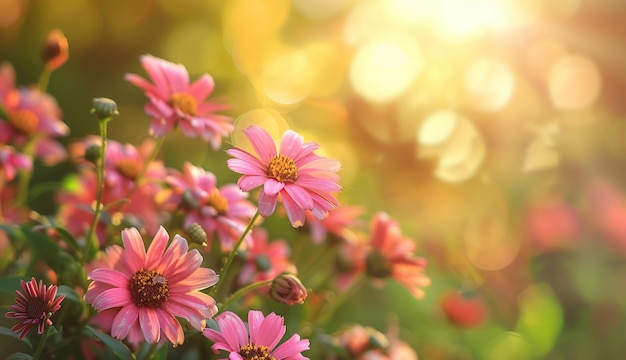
[187,223,208,246]
[91,97,119,120]
[42,29,69,71]
[84,144,101,164]
[270,273,307,305]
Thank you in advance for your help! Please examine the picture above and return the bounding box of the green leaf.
[56,285,82,303]
[84,325,133,360]
[6,353,33,360]
[0,326,33,348]
[514,283,563,358]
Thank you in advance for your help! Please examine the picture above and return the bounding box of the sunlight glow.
[549,54,601,110]
[437,0,512,40]
[465,57,516,112]
[349,32,423,104]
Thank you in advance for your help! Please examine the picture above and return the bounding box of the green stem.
[38,68,51,93]
[32,325,50,360]
[221,279,273,310]
[15,134,41,206]
[85,119,109,261]
[212,210,261,297]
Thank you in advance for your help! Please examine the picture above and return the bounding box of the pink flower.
[0,145,32,182]
[0,62,69,165]
[203,310,310,359]
[84,227,218,345]
[237,228,294,285]
[157,162,257,251]
[5,277,65,340]
[365,213,430,299]
[125,55,233,149]
[227,125,341,228]
[525,197,579,253]
[305,205,364,243]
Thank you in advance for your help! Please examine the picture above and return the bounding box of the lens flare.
[349,32,423,104]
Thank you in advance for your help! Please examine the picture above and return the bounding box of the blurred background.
[2,0,626,358]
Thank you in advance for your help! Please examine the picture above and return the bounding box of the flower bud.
[187,223,208,246]
[270,273,307,305]
[84,144,101,164]
[42,29,69,71]
[91,97,119,120]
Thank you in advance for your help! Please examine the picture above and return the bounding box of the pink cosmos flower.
[157,162,257,251]
[84,227,219,345]
[203,310,310,359]
[237,228,294,285]
[365,213,430,299]
[0,62,69,165]
[5,277,65,340]
[305,205,364,243]
[0,145,32,182]
[125,55,233,149]
[226,125,341,228]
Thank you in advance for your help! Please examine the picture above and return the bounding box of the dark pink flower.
[203,310,310,359]
[85,227,218,345]
[5,277,65,340]
[157,162,256,251]
[227,125,341,228]
[125,55,233,149]
[365,213,430,299]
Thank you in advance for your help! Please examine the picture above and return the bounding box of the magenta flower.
[203,310,310,360]
[0,145,32,182]
[0,62,69,165]
[157,162,257,251]
[227,125,341,228]
[365,213,430,299]
[84,226,219,345]
[5,277,65,340]
[125,55,233,149]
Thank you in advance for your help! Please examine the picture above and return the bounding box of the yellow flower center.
[267,154,298,182]
[170,93,197,116]
[115,158,142,180]
[8,109,39,135]
[239,343,276,360]
[207,189,229,214]
[129,269,170,308]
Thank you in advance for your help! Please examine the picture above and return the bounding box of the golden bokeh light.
[262,47,312,105]
[436,0,513,40]
[349,31,423,104]
[418,110,486,183]
[231,108,291,153]
[548,54,602,110]
[464,57,516,112]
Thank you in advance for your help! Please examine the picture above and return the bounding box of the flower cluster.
[0,33,430,359]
